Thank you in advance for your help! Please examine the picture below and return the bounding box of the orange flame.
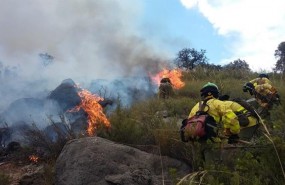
[29,155,39,163]
[150,68,185,89]
[69,88,110,136]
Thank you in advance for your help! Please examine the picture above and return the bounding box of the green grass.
[12,69,284,185]
[99,69,285,185]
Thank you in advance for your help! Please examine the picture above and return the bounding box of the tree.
[39,53,54,66]
[223,59,251,72]
[174,48,208,70]
[198,63,223,71]
[274,41,285,74]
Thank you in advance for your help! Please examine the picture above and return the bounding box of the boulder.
[47,79,81,112]
[55,137,190,185]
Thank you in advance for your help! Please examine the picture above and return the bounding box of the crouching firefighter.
[180,82,241,144]
[219,96,261,141]
[243,73,280,117]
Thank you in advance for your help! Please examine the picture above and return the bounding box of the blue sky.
[141,0,229,64]
[140,0,285,71]
[178,0,285,71]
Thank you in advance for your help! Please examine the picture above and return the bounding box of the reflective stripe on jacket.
[189,98,240,134]
[223,101,258,128]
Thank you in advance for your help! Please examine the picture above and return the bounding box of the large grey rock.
[55,137,190,185]
[47,78,81,112]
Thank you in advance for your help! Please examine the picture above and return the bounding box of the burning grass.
[22,117,76,163]
[0,116,74,185]
[68,87,111,136]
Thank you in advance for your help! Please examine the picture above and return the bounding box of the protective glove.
[228,134,239,144]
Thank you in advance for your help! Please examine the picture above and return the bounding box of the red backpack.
[180,101,217,142]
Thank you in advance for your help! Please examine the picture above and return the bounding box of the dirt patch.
[0,162,44,185]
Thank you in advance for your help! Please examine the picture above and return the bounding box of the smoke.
[89,76,157,108]
[0,0,172,112]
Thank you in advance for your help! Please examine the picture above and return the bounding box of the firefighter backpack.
[180,101,217,142]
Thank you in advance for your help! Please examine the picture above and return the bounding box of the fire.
[150,68,185,89]
[69,88,111,136]
[29,155,39,163]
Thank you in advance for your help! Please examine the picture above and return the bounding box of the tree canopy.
[174,48,208,70]
[223,59,251,72]
[39,53,54,66]
[274,41,285,74]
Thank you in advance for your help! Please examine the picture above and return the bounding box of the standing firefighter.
[158,75,174,99]
[243,73,280,117]
[180,82,241,144]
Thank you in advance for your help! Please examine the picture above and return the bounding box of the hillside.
[0,69,285,185]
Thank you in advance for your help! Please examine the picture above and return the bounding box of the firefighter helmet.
[200,82,219,98]
[259,73,269,79]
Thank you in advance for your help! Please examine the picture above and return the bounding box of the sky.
[0,0,285,110]
[178,0,285,71]
[142,0,285,71]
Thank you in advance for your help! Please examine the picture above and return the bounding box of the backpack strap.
[233,98,260,121]
[196,99,210,116]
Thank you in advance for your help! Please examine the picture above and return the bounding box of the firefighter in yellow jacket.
[188,82,240,143]
[222,99,260,140]
[243,73,280,116]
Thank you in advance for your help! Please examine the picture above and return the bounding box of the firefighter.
[188,82,240,144]
[218,95,260,136]
[158,75,173,99]
[222,98,260,141]
[243,73,280,117]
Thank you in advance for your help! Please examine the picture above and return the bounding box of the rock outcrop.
[55,137,191,185]
[47,78,81,112]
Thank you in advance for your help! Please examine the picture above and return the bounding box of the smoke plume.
[0,0,172,112]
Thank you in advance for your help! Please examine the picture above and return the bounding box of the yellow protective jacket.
[249,77,277,96]
[222,101,258,128]
[189,98,240,135]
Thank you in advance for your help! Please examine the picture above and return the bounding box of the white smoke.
[0,0,170,112]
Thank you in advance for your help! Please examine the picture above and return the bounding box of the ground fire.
[68,86,111,136]
[29,155,39,163]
